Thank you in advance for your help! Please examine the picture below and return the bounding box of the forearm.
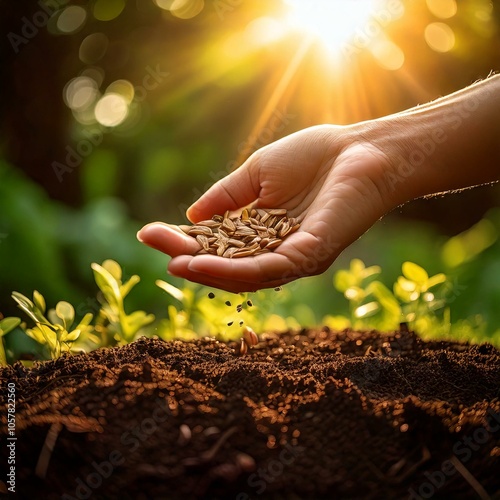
[355,74,500,206]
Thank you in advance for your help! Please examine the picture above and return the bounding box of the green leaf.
[426,273,447,290]
[396,276,417,292]
[344,286,365,302]
[394,280,419,303]
[354,301,380,319]
[75,312,93,330]
[156,280,185,302]
[102,259,122,281]
[0,317,21,337]
[368,281,401,316]
[33,290,46,314]
[12,291,43,323]
[120,275,140,299]
[47,309,64,327]
[126,310,155,331]
[55,301,75,330]
[92,263,122,307]
[350,259,366,277]
[361,265,381,280]
[62,330,81,342]
[402,261,428,284]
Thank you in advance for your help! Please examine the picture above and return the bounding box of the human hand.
[137,124,396,292]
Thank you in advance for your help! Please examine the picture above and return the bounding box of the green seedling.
[92,259,155,345]
[334,258,401,330]
[333,259,456,334]
[11,291,92,359]
[0,317,22,365]
[394,261,450,334]
[156,279,268,340]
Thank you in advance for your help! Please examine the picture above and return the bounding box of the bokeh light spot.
[94,94,129,127]
[426,0,457,19]
[79,33,109,64]
[64,77,99,112]
[154,0,176,9]
[106,80,135,104]
[371,40,405,70]
[57,6,87,34]
[171,0,205,19]
[93,0,126,21]
[81,67,105,88]
[424,22,455,52]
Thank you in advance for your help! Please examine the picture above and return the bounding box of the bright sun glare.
[284,0,379,53]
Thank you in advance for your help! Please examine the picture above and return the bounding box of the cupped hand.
[137,125,395,292]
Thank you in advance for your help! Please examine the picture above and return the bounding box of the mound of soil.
[1,328,500,499]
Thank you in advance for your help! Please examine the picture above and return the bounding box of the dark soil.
[1,328,500,500]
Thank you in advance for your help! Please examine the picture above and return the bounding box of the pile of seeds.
[180,208,300,258]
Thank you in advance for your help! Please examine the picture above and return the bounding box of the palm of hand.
[138,126,392,292]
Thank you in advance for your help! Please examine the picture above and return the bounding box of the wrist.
[350,74,500,205]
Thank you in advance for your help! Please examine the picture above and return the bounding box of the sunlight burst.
[283,0,379,53]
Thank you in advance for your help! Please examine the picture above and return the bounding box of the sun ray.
[234,36,313,168]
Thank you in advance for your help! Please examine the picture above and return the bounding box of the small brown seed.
[188,226,213,237]
[266,238,282,250]
[228,238,246,248]
[269,208,287,216]
[197,219,221,228]
[222,247,238,258]
[243,326,258,346]
[196,234,210,251]
[181,208,300,258]
[239,338,248,356]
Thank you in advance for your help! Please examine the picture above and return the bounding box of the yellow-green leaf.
[402,261,428,284]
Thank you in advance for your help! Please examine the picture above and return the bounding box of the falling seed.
[239,321,244,326]
[246,300,253,307]
[208,292,215,299]
[236,304,243,313]
[242,326,259,347]
[225,301,232,307]
[227,321,234,326]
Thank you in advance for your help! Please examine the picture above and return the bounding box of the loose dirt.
[1,328,500,499]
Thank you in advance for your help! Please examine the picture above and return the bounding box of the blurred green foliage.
[2,1,500,344]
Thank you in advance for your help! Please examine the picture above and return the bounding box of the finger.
[186,158,259,222]
[137,223,200,257]
[168,256,295,293]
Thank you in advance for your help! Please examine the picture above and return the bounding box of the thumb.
[186,157,260,222]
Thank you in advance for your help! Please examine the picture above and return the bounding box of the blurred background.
[1,0,500,336]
